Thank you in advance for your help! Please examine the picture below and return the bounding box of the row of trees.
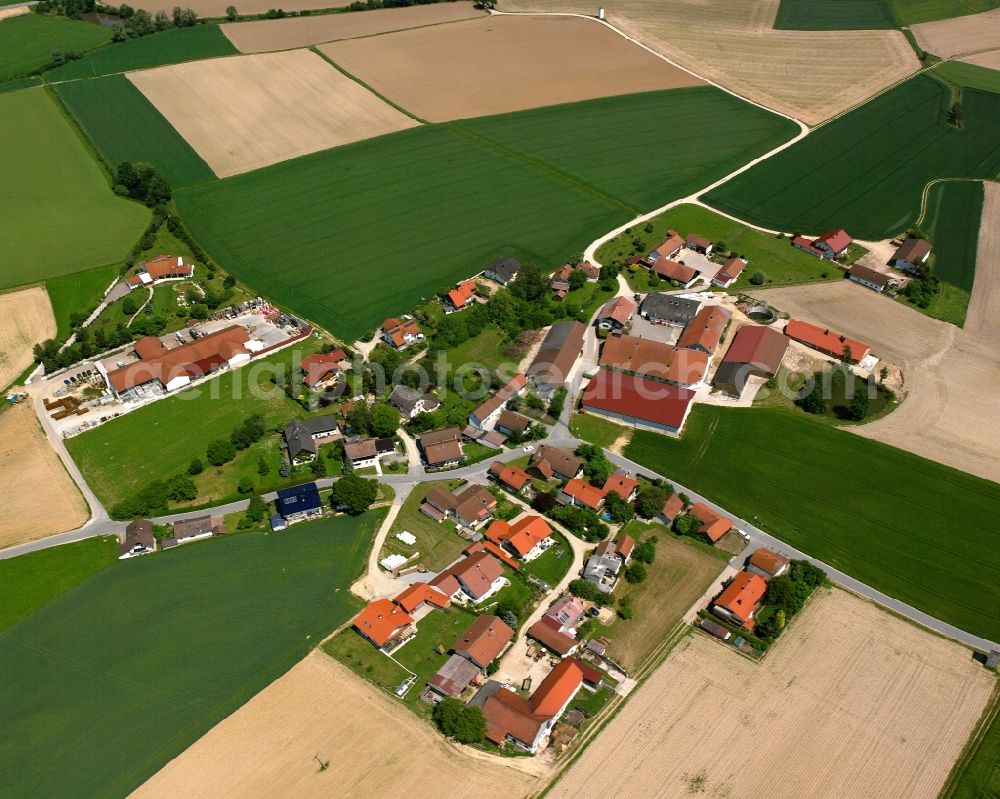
[115,162,171,206]
[753,561,826,641]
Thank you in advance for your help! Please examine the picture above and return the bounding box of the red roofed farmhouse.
[559,478,606,511]
[792,229,852,260]
[784,320,870,363]
[126,254,193,289]
[581,369,695,435]
[430,551,505,602]
[712,257,746,288]
[650,256,699,288]
[447,279,478,311]
[353,598,415,650]
[712,571,767,628]
[487,514,553,561]
[689,502,733,543]
[713,325,789,397]
[381,317,424,349]
[300,350,347,388]
[596,296,635,330]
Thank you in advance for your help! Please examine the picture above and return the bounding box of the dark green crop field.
[0,13,111,80]
[44,23,236,81]
[0,512,382,799]
[56,75,214,187]
[702,75,1000,240]
[625,406,1000,642]
[924,180,984,291]
[895,0,1000,24]
[178,88,796,341]
[774,0,896,30]
[935,59,1000,94]
[457,88,798,211]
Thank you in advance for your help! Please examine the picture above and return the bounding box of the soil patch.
[912,8,1000,58]
[0,285,54,390]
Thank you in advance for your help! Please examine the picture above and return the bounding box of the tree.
[257,456,270,476]
[330,473,378,514]
[568,579,610,606]
[188,457,204,476]
[127,8,154,35]
[847,389,870,421]
[310,457,326,477]
[122,296,138,316]
[531,491,558,514]
[547,386,568,419]
[624,562,647,584]
[225,3,237,17]
[797,378,826,415]
[245,494,268,523]
[568,268,587,290]
[237,476,254,494]
[167,475,197,501]
[633,536,657,565]
[499,608,518,629]
[432,698,486,744]
[279,461,291,478]
[206,438,236,466]
[749,270,766,285]
[346,403,372,436]
[673,513,700,536]
[223,274,237,288]
[603,491,633,523]
[509,263,548,302]
[370,402,401,438]
[617,596,634,620]
[634,484,667,519]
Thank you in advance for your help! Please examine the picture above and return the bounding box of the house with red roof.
[686,234,713,254]
[713,324,789,397]
[712,257,747,288]
[581,370,696,435]
[469,373,527,429]
[483,658,584,752]
[746,547,790,580]
[353,599,415,651]
[489,461,533,496]
[688,503,733,543]
[650,256,700,288]
[452,614,514,670]
[125,254,193,290]
[596,296,635,331]
[446,279,478,312]
[644,231,685,263]
[602,473,639,502]
[784,319,871,363]
[527,616,580,656]
[381,317,424,349]
[792,229,853,260]
[430,551,505,603]
[300,350,347,388]
[659,493,685,523]
[486,514,553,562]
[393,582,451,614]
[712,571,768,628]
[559,478,607,511]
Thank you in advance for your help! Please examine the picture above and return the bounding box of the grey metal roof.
[485,256,521,282]
[640,293,701,323]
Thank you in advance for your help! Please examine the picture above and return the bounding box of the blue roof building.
[275,482,323,522]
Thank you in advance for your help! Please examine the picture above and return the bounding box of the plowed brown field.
[0,402,87,548]
[318,15,703,122]
[0,285,54,391]
[127,50,418,177]
[912,8,1000,58]
[959,48,1000,69]
[222,2,483,53]
[501,1,919,126]
[548,588,994,799]
[130,651,545,799]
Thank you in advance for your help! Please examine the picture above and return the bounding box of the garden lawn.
[521,531,572,586]
[0,535,118,632]
[44,23,236,80]
[596,203,837,289]
[56,75,214,188]
[456,88,798,212]
[0,511,383,799]
[0,88,149,290]
[45,263,120,339]
[702,75,1000,240]
[64,343,317,509]
[624,406,1000,641]
[570,412,627,449]
[774,0,897,29]
[380,481,470,572]
[441,326,515,374]
[0,13,110,80]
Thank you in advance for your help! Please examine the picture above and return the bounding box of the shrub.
[167,475,197,502]
[330,473,377,514]
[432,698,486,744]
[257,457,270,476]
[673,513,700,536]
[634,484,667,519]
[569,579,610,606]
[206,439,236,466]
[749,270,766,286]
[633,536,657,565]
[237,477,254,494]
[245,494,268,523]
[188,458,204,476]
[624,562,647,584]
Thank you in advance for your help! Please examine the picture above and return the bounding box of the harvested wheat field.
[131,651,544,799]
[0,403,87,548]
[502,1,919,125]
[127,50,418,177]
[319,15,703,122]
[913,8,1000,58]
[549,588,994,799]
[0,286,54,391]
[223,2,483,53]
[960,48,1000,69]
[758,237,1000,484]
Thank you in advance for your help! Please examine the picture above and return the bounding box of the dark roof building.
[639,293,701,326]
[483,256,521,285]
[276,482,323,520]
[527,321,585,393]
[849,264,892,292]
[529,445,582,481]
[389,384,439,418]
[713,325,789,397]
[891,238,932,273]
[428,653,482,699]
[119,519,156,559]
[418,427,464,468]
[283,415,339,462]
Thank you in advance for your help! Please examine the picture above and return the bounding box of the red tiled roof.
[785,319,870,363]
[527,619,578,656]
[531,657,584,716]
[714,571,767,623]
[721,325,789,370]
[143,254,192,280]
[472,373,527,423]
[447,279,477,309]
[650,256,698,284]
[381,317,422,347]
[430,551,503,599]
[660,493,684,521]
[792,235,824,257]
[452,614,514,667]
[487,515,552,557]
[598,296,635,325]
[581,370,695,431]
[491,461,532,491]
[562,478,606,510]
[748,548,790,577]
[689,503,733,542]
[394,582,451,613]
[615,534,636,559]
[816,229,852,254]
[600,335,708,387]
[465,539,522,571]
[686,234,711,249]
[677,305,732,355]
[353,599,413,647]
[603,474,639,500]
[716,257,746,283]
[301,351,347,387]
[649,231,684,260]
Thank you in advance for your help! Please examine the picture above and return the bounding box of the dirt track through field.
[130,651,545,799]
[912,8,1000,58]
[319,15,703,122]
[0,286,54,391]
[502,0,919,126]
[0,403,87,548]
[223,2,484,53]
[759,194,1000,485]
[548,588,993,799]
[127,50,418,177]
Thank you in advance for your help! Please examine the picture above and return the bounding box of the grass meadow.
[0,512,383,799]
[924,180,984,291]
[702,76,1000,240]
[0,88,149,290]
[0,13,111,80]
[44,23,236,81]
[45,262,121,339]
[774,0,897,30]
[624,406,1000,642]
[56,75,214,187]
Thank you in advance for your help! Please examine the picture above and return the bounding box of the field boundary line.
[937,679,1000,799]
[309,46,427,123]
[915,177,987,227]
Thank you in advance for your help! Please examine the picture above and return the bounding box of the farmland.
[774,0,896,30]
[703,75,1000,240]
[0,13,110,80]
[912,7,1000,57]
[596,203,837,288]
[0,286,55,391]
[0,88,149,290]
[896,0,1000,24]
[56,75,214,188]
[935,57,1000,93]
[319,15,703,122]
[44,23,237,81]
[127,50,418,177]
[549,589,995,799]
[176,87,796,341]
[0,512,383,799]
[625,405,1000,641]
[924,180,984,291]
[456,88,798,211]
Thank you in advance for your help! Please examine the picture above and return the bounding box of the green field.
[624,406,1000,641]
[774,0,896,30]
[457,88,799,211]
[702,75,1000,240]
[925,180,984,290]
[0,536,118,632]
[894,0,1000,24]
[177,89,795,341]
[942,693,1000,799]
[0,513,382,799]
[44,23,237,81]
[0,13,111,80]
[0,74,43,93]
[44,262,120,339]
[0,88,149,290]
[56,75,214,187]
[935,59,1000,95]
[570,411,628,449]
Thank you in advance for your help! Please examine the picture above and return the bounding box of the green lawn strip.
[323,627,410,690]
[0,75,43,94]
[64,342,321,509]
[44,23,237,81]
[462,440,499,467]
[45,262,121,340]
[55,74,215,188]
[898,280,972,326]
[176,123,630,342]
[439,326,516,374]
[521,531,572,586]
[456,87,799,213]
[892,0,1000,25]
[774,0,896,30]
[596,203,838,290]
[0,511,382,799]
[940,684,1000,799]
[624,406,1000,641]
[380,480,470,572]
[0,536,118,632]
[0,87,149,290]
[570,412,627,449]
[0,13,111,81]
[702,75,1000,240]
